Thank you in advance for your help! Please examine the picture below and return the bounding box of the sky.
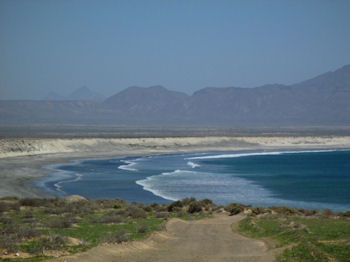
[1,0,350,99]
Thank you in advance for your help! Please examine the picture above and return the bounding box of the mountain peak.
[68,86,105,100]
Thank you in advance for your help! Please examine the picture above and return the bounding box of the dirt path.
[48,214,278,262]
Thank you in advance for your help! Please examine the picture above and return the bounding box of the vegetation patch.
[238,207,350,262]
[0,196,215,261]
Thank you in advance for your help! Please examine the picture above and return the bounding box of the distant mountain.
[42,91,66,101]
[185,65,350,126]
[42,87,105,101]
[68,86,105,101]
[104,85,188,122]
[2,65,350,126]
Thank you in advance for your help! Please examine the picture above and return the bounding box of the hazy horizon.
[1,0,350,99]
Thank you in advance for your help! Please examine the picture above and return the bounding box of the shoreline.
[1,136,350,199]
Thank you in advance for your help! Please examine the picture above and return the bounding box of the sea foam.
[187,161,200,168]
[187,149,336,160]
[119,160,138,171]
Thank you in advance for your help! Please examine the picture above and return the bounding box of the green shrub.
[0,196,19,201]
[0,201,20,212]
[0,233,19,253]
[249,207,268,216]
[95,199,116,209]
[187,201,202,213]
[153,204,167,212]
[224,203,244,216]
[0,216,13,224]
[155,212,169,219]
[321,209,335,218]
[143,205,153,212]
[137,225,149,234]
[199,198,213,206]
[40,234,68,250]
[90,214,125,224]
[17,225,41,239]
[340,211,350,217]
[21,210,34,218]
[181,197,196,206]
[45,216,74,228]
[114,208,129,217]
[127,206,147,218]
[298,208,317,216]
[167,201,183,212]
[270,206,299,216]
[19,198,46,207]
[102,230,129,243]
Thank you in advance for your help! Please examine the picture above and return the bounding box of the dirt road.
[49,214,278,262]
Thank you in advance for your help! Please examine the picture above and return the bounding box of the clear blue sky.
[1,0,350,99]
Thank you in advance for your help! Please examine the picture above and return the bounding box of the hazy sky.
[1,0,350,99]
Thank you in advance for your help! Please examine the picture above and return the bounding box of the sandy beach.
[1,136,350,198]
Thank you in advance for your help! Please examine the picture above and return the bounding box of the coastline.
[1,136,350,199]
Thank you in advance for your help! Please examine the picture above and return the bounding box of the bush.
[90,214,125,224]
[176,210,187,217]
[321,208,335,217]
[155,212,169,219]
[143,205,153,212]
[113,208,129,217]
[19,198,46,207]
[181,197,196,206]
[0,216,13,224]
[270,206,299,216]
[16,225,41,239]
[199,198,213,206]
[167,201,183,212]
[67,201,100,215]
[188,201,202,213]
[0,234,19,253]
[40,234,67,250]
[0,201,20,213]
[224,203,244,216]
[102,230,129,243]
[248,207,270,216]
[298,208,317,216]
[127,206,147,218]
[137,225,149,234]
[45,216,74,228]
[0,196,19,201]
[113,203,123,209]
[153,204,167,212]
[340,211,350,217]
[95,199,116,209]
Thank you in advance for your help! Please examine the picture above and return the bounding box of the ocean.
[36,149,350,212]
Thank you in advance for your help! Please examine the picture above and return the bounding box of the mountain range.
[1,65,350,127]
[42,86,105,101]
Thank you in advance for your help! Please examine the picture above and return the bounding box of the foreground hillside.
[1,65,350,126]
[0,197,349,262]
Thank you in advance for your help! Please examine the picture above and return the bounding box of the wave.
[37,161,86,196]
[135,168,349,211]
[136,170,197,201]
[187,161,200,168]
[136,169,274,204]
[54,172,83,194]
[187,149,338,160]
[119,160,138,171]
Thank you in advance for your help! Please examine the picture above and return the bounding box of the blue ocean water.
[36,149,350,211]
